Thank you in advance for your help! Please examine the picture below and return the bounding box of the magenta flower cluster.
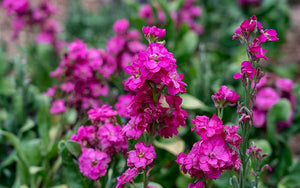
[71,105,127,181]
[233,15,279,61]
[122,26,188,139]
[212,85,240,108]
[253,73,295,128]
[116,142,156,188]
[1,0,61,49]
[107,19,146,70]
[138,0,204,35]
[176,114,241,180]
[46,39,114,114]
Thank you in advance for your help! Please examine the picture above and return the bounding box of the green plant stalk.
[239,78,252,188]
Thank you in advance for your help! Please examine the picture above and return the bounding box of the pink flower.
[176,135,238,179]
[188,182,204,188]
[255,87,280,111]
[113,19,130,34]
[2,0,29,15]
[88,105,117,124]
[97,123,128,154]
[43,86,57,97]
[224,125,242,149]
[252,109,266,128]
[142,26,166,40]
[115,94,133,118]
[233,61,257,80]
[258,29,279,43]
[116,168,140,188]
[50,99,66,114]
[60,82,75,93]
[212,85,239,108]
[249,39,268,60]
[191,114,223,140]
[78,148,111,181]
[127,142,156,169]
[276,78,294,93]
[71,126,96,147]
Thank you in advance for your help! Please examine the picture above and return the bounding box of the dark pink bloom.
[60,82,74,93]
[97,123,128,154]
[127,142,156,169]
[78,148,111,181]
[212,85,239,108]
[191,114,223,140]
[113,19,130,34]
[188,182,204,188]
[252,109,266,128]
[233,61,257,80]
[2,0,29,15]
[116,168,140,188]
[276,78,294,93]
[50,99,66,114]
[142,26,166,39]
[71,126,97,147]
[255,87,280,111]
[115,94,133,118]
[43,86,57,97]
[258,29,279,43]
[88,105,117,124]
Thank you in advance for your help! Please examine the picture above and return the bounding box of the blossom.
[253,73,295,128]
[258,29,279,43]
[88,105,117,124]
[191,114,223,140]
[127,142,156,169]
[142,26,166,40]
[233,61,257,80]
[116,168,140,188]
[97,123,128,154]
[78,148,111,181]
[115,94,133,118]
[50,99,66,114]
[188,182,204,188]
[212,85,239,108]
[113,19,130,34]
[71,126,96,147]
[176,135,239,179]
[276,78,294,93]
[255,87,280,111]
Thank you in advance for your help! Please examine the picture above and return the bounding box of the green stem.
[143,168,149,188]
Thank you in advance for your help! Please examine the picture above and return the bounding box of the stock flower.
[127,142,156,169]
[113,19,130,34]
[212,85,239,108]
[88,105,117,124]
[107,19,146,70]
[258,29,279,43]
[48,39,114,113]
[115,94,133,118]
[71,126,96,147]
[177,114,241,179]
[191,114,223,140]
[142,26,166,40]
[78,148,111,181]
[50,99,66,114]
[255,87,280,111]
[233,61,257,80]
[97,123,128,154]
[116,168,140,188]
[188,182,204,188]
[253,73,295,128]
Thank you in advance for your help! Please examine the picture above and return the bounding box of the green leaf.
[65,141,81,158]
[18,118,35,137]
[36,95,51,154]
[0,130,30,184]
[266,99,291,146]
[175,31,199,57]
[154,136,184,156]
[180,93,211,111]
[58,141,92,188]
[134,182,163,188]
